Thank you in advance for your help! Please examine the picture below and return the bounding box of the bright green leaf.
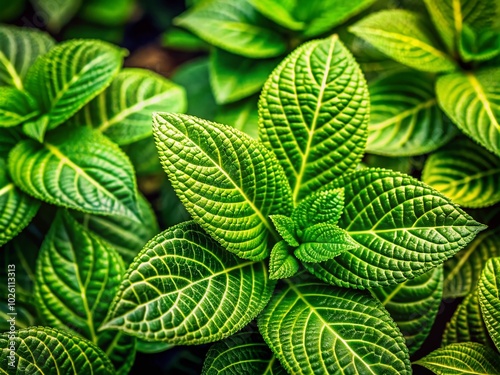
[459,24,500,62]
[0,87,39,128]
[478,256,500,351]
[153,112,292,260]
[350,10,456,72]
[101,222,275,343]
[162,27,209,52]
[362,154,413,175]
[269,240,299,279]
[249,0,304,30]
[292,188,345,230]
[269,215,298,247]
[258,279,412,374]
[259,35,369,204]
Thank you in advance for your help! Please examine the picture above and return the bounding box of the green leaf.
[34,210,135,374]
[0,128,21,159]
[101,222,275,344]
[153,112,292,260]
[442,289,493,347]
[0,159,40,246]
[422,138,500,208]
[258,279,411,374]
[362,154,413,175]
[371,266,443,355]
[304,168,486,289]
[442,229,500,298]
[259,35,369,204]
[436,68,500,156]
[24,39,125,135]
[415,342,500,375]
[0,25,55,89]
[215,95,260,139]
[478,256,500,351]
[248,0,305,31]
[459,24,500,62]
[423,0,497,54]
[8,126,140,220]
[269,215,298,246]
[31,0,81,32]
[162,27,209,52]
[202,331,287,375]
[292,188,345,229]
[0,326,116,374]
[22,114,49,143]
[175,0,287,58]
[69,68,186,145]
[121,136,163,176]
[366,71,456,156]
[210,48,281,104]
[0,87,39,128]
[269,240,299,279]
[350,10,456,73]
[71,193,159,264]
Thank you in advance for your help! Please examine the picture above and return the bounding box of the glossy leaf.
[478,257,500,351]
[366,71,456,156]
[0,326,116,374]
[304,168,486,289]
[422,138,500,208]
[0,24,55,89]
[350,10,456,72]
[0,87,39,128]
[258,279,411,374]
[102,222,275,343]
[69,68,186,145]
[371,266,443,355]
[259,35,369,204]
[436,68,500,156]
[269,240,299,279]
[8,126,140,220]
[153,113,292,260]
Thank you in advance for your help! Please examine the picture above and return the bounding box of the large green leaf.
[259,35,369,204]
[478,256,500,351]
[258,279,411,374]
[422,138,500,208]
[202,331,287,375]
[0,326,116,374]
[436,68,500,156]
[350,10,456,73]
[24,39,125,135]
[34,211,135,374]
[101,222,275,343]
[423,0,497,54]
[442,229,500,298]
[366,71,456,156]
[153,112,292,260]
[371,266,443,355]
[0,159,40,246]
[0,25,54,89]
[415,342,500,375]
[8,126,140,220]
[0,87,39,128]
[175,0,287,58]
[304,168,485,289]
[69,68,186,145]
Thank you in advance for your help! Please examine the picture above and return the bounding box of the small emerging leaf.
[0,87,39,128]
[292,188,345,229]
[269,240,299,279]
[269,215,298,246]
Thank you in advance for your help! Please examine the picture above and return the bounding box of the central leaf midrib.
[0,182,14,197]
[0,52,23,89]
[370,98,436,131]
[441,167,500,188]
[466,72,500,130]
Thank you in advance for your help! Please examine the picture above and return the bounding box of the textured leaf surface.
[350,10,456,72]
[24,39,124,132]
[202,331,287,375]
[0,87,39,127]
[258,279,411,374]
[415,342,500,375]
[0,25,54,88]
[102,222,275,344]
[478,257,500,351]
[304,168,485,289]
[259,35,369,204]
[371,266,443,355]
[270,215,298,247]
[8,126,139,219]
[292,188,344,229]
[175,0,287,58]
[367,71,456,156]
[269,241,299,279]
[153,113,292,260]
[69,68,186,145]
[423,138,500,208]
[0,326,116,375]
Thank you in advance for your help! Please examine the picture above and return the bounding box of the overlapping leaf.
[478,257,500,351]
[371,266,443,355]
[0,87,39,127]
[436,68,500,156]
[259,35,369,204]
[269,241,299,279]
[350,10,456,73]
[0,24,55,88]
[215,95,260,139]
[258,279,411,374]
[69,68,186,145]
[0,326,116,375]
[366,71,456,156]
[304,168,485,289]
[101,222,275,343]
[153,113,292,260]
[8,127,140,220]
